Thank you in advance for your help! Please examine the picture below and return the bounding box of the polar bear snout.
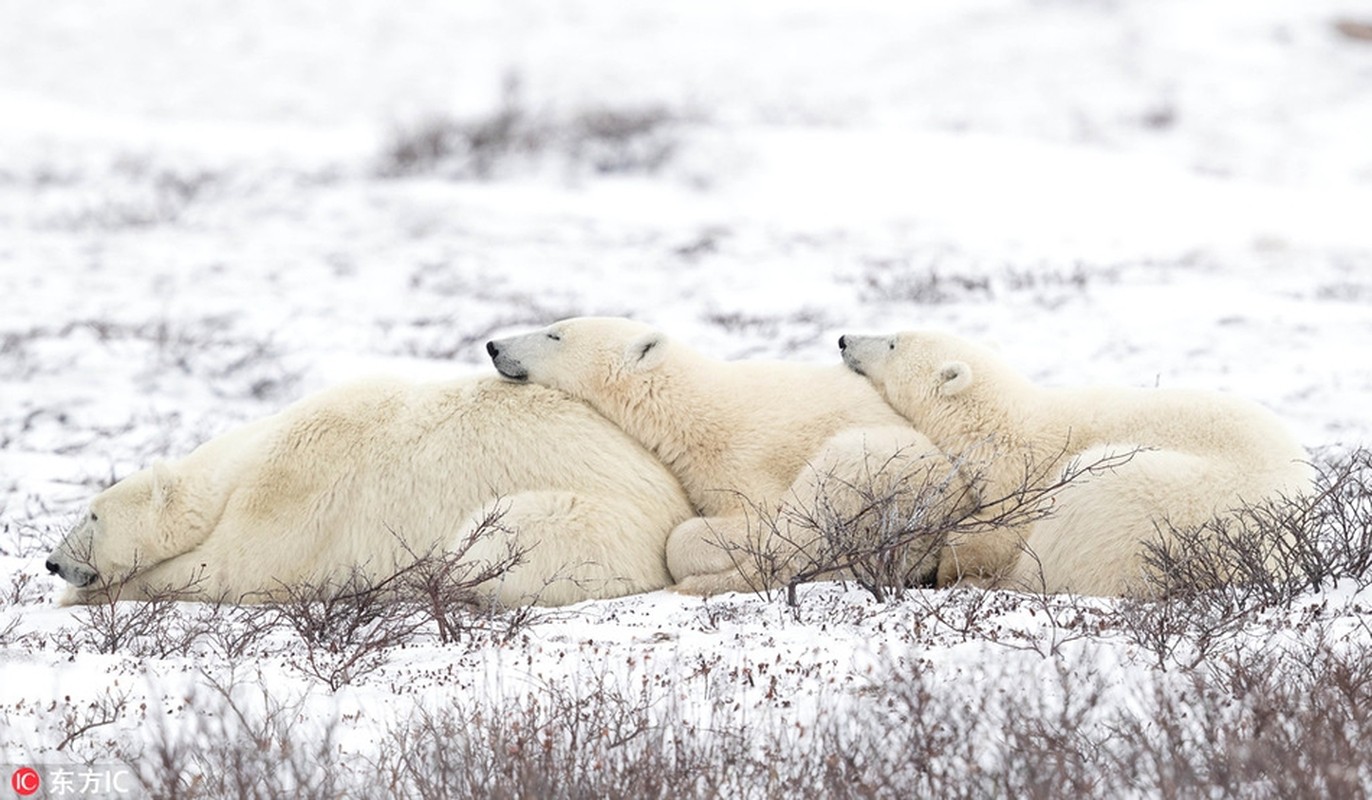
[838,334,869,375]
[837,335,866,374]
[836,334,894,379]
[45,554,97,587]
[486,339,529,381]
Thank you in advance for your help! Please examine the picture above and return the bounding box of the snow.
[2,0,1371,792]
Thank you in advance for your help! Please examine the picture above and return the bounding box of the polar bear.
[486,317,968,595]
[839,329,1313,596]
[45,377,693,607]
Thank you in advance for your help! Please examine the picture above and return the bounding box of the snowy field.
[3,1,1372,796]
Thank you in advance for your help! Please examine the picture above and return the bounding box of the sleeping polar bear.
[487,317,969,596]
[46,376,692,606]
[839,329,1313,596]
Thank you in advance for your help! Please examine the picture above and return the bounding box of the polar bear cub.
[46,377,693,606]
[839,329,1313,596]
[487,317,967,595]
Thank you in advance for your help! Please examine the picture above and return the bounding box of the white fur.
[48,377,693,606]
[840,330,1313,596]
[488,317,966,595]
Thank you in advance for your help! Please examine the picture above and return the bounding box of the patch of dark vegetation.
[1316,281,1372,303]
[90,634,1372,798]
[861,255,1115,307]
[128,672,344,800]
[380,75,690,180]
[1334,17,1372,43]
[0,315,300,402]
[670,226,732,262]
[863,260,994,304]
[380,304,591,363]
[30,157,228,230]
[702,309,840,356]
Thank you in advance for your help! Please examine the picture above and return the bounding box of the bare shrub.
[1121,447,1372,670]
[130,671,344,800]
[97,630,1372,799]
[272,567,427,691]
[4,315,300,402]
[861,257,1113,307]
[371,681,697,800]
[380,74,685,180]
[390,508,535,646]
[273,512,537,688]
[769,449,973,604]
[715,445,1137,605]
[53,686,137,755]
[360,655,1128,799]
[980,660,1114,799]
[564,105,680,174]
[56,571,213,658]
[1105,642,1372,799]
[862,260,993,304]
[33,157,224,230]
[186,601,284,660]
[1,506,66,558]
[1285,446,1372,589]
[3,568,42,605]
[0,614,22,649]
[1135,449,1372,606]
[1117,516,1293,671]
[367,675,994,799]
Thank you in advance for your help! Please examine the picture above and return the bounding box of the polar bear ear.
[937,361,974,397]
[625,332,667,372]
[150,459,176,507]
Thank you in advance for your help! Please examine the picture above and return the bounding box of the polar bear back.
[648,360,914,514]
[211,378,688,579]
[1044,385,1305,468]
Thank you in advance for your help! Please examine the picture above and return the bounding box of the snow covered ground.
[2,0,1371,795]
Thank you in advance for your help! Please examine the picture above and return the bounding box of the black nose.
[838,335,848,350]
[45,559,60,575]
[486,341,499,358]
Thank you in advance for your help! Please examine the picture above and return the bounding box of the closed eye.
[547,332,562,341]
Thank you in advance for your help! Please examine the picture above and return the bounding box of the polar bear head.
[838,330,1026,440]
[46,460,200,590]
[486,317,671,404]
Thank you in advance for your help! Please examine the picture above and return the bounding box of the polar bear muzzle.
[486,339,529,381]
[45,553,98,588]
[838,334,891,377]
